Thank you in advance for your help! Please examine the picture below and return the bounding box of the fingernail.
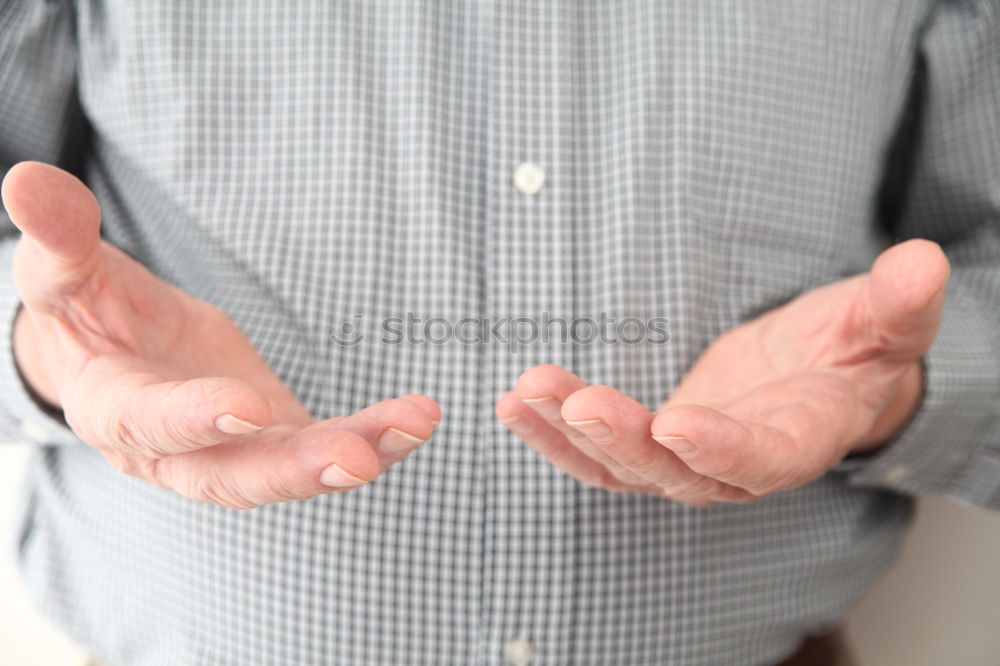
[377,427,425,456]
[565,418,613,444]
[501,415,534,434]
[653,435,697,457]
[319,464,368,488]
[214,413,264,435]
[521,396,562,420]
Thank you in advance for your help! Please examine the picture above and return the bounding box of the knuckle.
[142,458,170,488]
[581,468,626,492]
[163,382,222,442]
[264,479,303,503]
[659,475,717,498]
[101,448,159,483]
[752,460,806,496]
[707,455,745,482]
[102,391,171,458]
[606,464,647,486]
[150,382,218,454]
[745,481,778,498]
[188,467,258,510]
[105,415,149,457]
[159,414,207,453]
[623,454,661,478]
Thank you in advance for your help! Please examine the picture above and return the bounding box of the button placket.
[482,1,578,664]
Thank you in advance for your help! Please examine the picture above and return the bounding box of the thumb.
[868,238,950,359]
[1,161,103,310]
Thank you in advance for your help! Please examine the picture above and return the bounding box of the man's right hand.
[2,161,440,509]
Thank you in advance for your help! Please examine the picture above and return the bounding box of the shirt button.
[503,637,536,665]
[20,419,49,443]
[884,464,910,484]
[512,162,545,195]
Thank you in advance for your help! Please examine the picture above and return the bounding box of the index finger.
[562,385,752,503]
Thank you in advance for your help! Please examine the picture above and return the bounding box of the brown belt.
[774,630,847,666]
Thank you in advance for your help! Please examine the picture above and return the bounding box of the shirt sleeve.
[833,0,1000,508]
[0,0,88,447]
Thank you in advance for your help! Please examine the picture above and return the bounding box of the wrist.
[851,360,925,454]
[13,303,63,410]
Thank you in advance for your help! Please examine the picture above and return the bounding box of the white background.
[3,443,1000,665]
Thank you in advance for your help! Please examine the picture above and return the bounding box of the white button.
[884,464,909,484]
[20,419,49,443]
[513,162,545,195]
[503,637,536,666]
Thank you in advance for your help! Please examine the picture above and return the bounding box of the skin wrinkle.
[499,240,946,506]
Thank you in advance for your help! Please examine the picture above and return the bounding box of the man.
[1,1,997,665]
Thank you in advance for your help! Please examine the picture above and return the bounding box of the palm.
[670,274,899,453]
[54,241,329,504]
[70,239,314,428]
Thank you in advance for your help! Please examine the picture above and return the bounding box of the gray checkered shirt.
[1,1,998,665]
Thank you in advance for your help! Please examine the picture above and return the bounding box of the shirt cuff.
[0,237,82,446]
[830,294,1000,504]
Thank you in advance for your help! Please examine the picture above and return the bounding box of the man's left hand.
[496,239,949,506]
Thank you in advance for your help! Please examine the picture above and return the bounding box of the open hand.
[497,240,948,505]
[3,161,440,509]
